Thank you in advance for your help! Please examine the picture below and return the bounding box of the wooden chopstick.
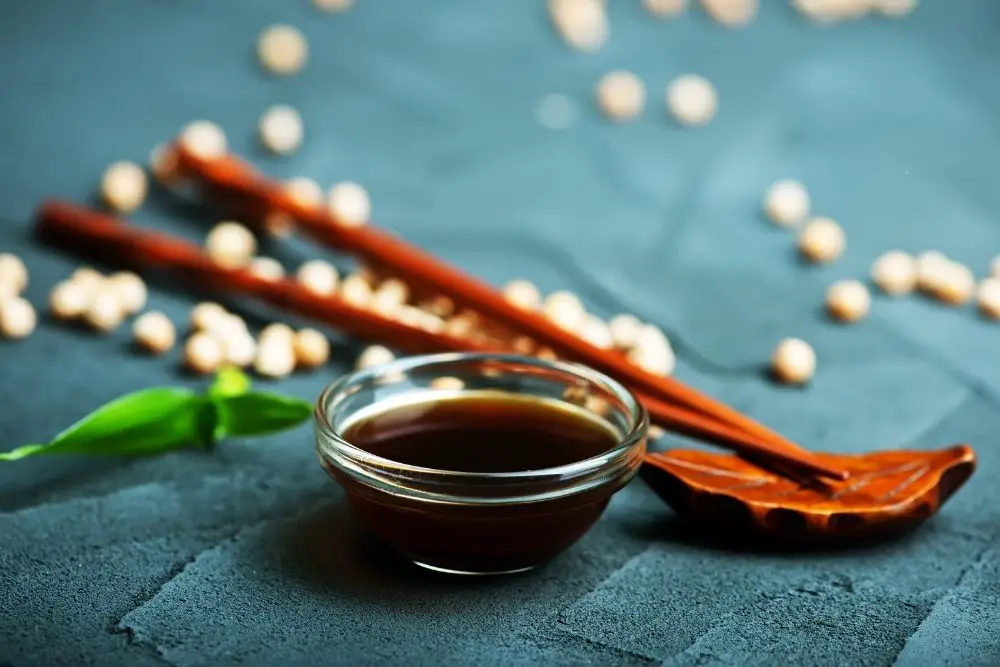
[169,146,849,481]
[35,200,847,482]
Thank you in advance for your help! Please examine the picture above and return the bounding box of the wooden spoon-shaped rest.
[640,445,976,542]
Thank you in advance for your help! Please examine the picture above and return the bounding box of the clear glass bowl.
[314,352,648,575]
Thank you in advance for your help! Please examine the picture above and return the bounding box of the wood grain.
[169,145,848,480]
[641,445,976,540]
[35,200,835,477]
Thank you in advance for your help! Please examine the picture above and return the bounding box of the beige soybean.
[977,278,1000,319]
[917,251,950,293]
[543,291,586,331]
[184,332,226,375]
[764,180,810,228]
[327,181,371,227]
[200,312,248,346]
[502,279,542,310]
[190,302,229,333]
[205,222,256,269]
[666,75,717,127]
[259,105,304,155]
[71,267,104,293]
[101,161,148,213]
[373,279,409,308]
[340,274,372,306]
[314,0,355,12]
[49,280,90,320]
[179,120,227,160]
[871,250,917,295]
[932,262,975,306]
[297,259,339,296]
[596,70,646,122]
[549,0,608,53]
[700,0,758,28]
[798,217,845,264]
[771,338,815,385]
[430,376,466,391]
[608,313,643,350]
[356,344,395,370]
[0,253,28,295]
[222,333,257,368]
[826,279,870,323]
[133,311,176,355]
[293,328,330,369]
[253,333,296,378]
[643,0,687,17]
[84,289,126,332]
[107,271,147,315]
[580,314,613,349]
[248,256,286,282]
[285,177,323,208]
[874,0,917,18]
[0,297,36,339]
[628,324,675,376]
[259,322,296,344]
[257,25,308,76]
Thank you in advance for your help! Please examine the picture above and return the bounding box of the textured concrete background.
[1,1,1000,665]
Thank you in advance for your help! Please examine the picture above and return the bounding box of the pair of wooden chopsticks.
[33,144,849,481]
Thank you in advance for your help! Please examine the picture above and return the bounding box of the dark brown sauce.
[327,393,635,574]
[342,394,618,473]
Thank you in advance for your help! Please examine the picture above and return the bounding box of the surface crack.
[550,620,661,665]
[113,556,197,628]
[108,529,244,659]
[888,547,994,667]
[106,555,198,666]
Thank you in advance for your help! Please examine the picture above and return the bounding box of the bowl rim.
[313,352,648,485]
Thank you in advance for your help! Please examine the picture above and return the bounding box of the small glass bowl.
[314,352,648,575]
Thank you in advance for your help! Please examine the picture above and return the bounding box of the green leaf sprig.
[0,367,313,462]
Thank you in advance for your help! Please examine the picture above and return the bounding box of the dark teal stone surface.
[1,1,999,665]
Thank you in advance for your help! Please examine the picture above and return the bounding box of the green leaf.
[195,397,224,449]
[215,392,313,439]
[49,388,198,448]
[0,444,49,462]
[0,374,311,463]
[209,367,252,399]
[1,387,207,460]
